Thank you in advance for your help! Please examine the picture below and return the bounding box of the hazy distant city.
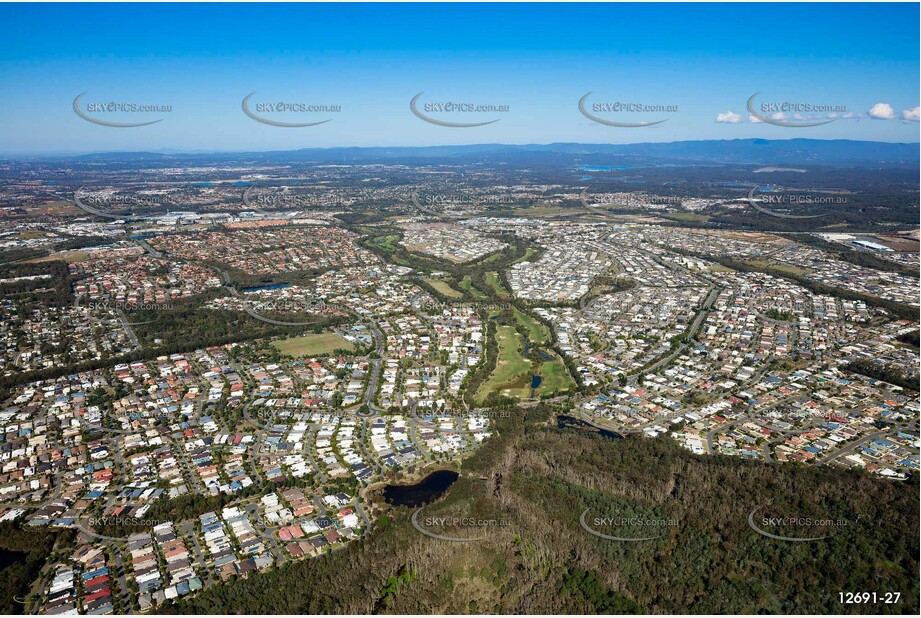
[0,2,918,617]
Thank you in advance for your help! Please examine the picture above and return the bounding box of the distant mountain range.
[62,138,920,166]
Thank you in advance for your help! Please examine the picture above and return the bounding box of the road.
[705,395,803,454]
[133,238,163,259]
[359,322,385,416]
[106,543,130,613]
[625,284,719,384]
[116,308,141,348]
[816,424,910,465]
[178,520,214,587]
[303,427,329,483]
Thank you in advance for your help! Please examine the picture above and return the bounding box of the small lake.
[240,282,291,292]
[579,165,633,172]
[0,549,27,570]
[557,415,622,440]
[383,470,459,507]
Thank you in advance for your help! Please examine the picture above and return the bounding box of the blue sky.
[1,2,918,154]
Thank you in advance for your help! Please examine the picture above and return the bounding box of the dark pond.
[240,282,291,293]
[0,549,27,570]
[557,415,622,440]
[383,470,459,507]
[530,375,543,389]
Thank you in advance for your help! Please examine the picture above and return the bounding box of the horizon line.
[3,137,920,159]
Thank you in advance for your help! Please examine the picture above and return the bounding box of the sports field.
[272,333,354,356]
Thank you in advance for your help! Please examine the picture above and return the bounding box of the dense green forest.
[843,359,919,391]
[164,406,919,614]
[0,524,71,614]
[0,260,73,306]
[897,330,920,349]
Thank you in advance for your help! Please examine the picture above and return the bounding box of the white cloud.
[715,111,744,124]
[901,106,920,122]
[867,102,895,120]
[748,114,762,123]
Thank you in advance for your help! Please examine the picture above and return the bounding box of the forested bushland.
[209,260,332,290]
[129,299,348,350]
[843,359,919,392]
[0,247,46,263]
[0,260,74,307]
[0,524,72,614]
[670,248,920,321]
[91,477,317,537]
[164,406,919,615]
[789,234,919,278]
[358,228,536,283]
[0,234,115,266]
[897,330,919,348]
[0,295,346,397]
